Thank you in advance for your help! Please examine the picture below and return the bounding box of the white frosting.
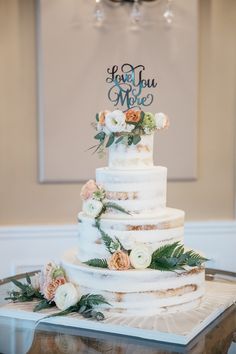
[108,134,154,169]
[96,166,167,214]
[77,208,185,261]
[62,249,205,316]
[72,130,206,315]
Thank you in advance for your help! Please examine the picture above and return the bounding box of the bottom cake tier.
[62,249,205,316]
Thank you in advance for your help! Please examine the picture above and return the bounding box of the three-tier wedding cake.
[63,109,206,316]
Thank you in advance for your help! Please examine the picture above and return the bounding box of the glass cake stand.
[0,269,235,354]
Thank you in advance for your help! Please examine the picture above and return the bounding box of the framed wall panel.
[37,0,198,182]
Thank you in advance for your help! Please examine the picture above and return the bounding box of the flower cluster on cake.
[92,109,169,156]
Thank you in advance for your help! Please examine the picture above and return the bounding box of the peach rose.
[43,277,66,301]
[80,180,98,201]
[125,110,141,124]
[40,261,57,292]
[98,110,109,125]
[107,251,130,271]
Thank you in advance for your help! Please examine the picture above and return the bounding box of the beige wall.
[0,0,236,225]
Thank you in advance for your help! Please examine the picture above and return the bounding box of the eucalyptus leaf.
[106,134,115,148]
[26,273,32,285]
[115,136,124,144]
[133,135,141,145]
[94,132,105,141]
[127,135,133,146]
[33,299,54,312]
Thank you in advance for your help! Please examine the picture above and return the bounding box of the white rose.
[83,199,103,217]
[54,283,80,311]
[155,113,169,130]
[130,244,152,269]
[105,110,126,133]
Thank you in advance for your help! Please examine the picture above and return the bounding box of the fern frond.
[79,294,110,307]
[104,202,131,215]
[84,258,108,268]
[149,242,208,271]
[151,242,181,259]
[99,228,114,254]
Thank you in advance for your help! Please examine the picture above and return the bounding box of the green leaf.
[133,135,141,145]
[11,279,27,291]
[94,132,105,141]
[92,141,105,155]
[33,299,54,312]
[115,136,124,144]
[96,113,99,122]
[26,273,32,285]
[106,134,115,148]
[79,294,110,307]
[149,242,208,271]
[104,202,131,215]
[140,111,145,122]
[94,205,106,220]
[128,135,133,145]
[99,228,114,254]
[98,227,123,254]
[84,258,108,268]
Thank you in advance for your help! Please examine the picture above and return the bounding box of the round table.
[0,269,235,354]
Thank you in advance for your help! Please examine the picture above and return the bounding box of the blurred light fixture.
[94,0,174,27]
[94,0,105,26]
[163,0,174,25]
[108,0,158,2]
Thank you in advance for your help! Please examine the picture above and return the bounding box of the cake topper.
[106,64,157,111]
[90,64,169,155]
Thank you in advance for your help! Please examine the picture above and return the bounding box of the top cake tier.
[109,134,154,169]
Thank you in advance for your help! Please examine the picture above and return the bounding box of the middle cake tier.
[77,208,185,262]
[96,166,167,215]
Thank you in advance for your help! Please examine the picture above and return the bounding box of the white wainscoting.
[0,221,236,279]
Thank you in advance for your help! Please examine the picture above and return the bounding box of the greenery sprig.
[5,275,109,321]
[5,275,44,303]
[41,294,110,322]
[95,201,131,220]
[95,219,124,254]
[149,242,208,271]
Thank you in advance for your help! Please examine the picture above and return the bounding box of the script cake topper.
[106,64,158,112]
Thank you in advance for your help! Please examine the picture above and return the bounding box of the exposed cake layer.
[77,208,185,262]
[63,250,205,316]
[108,134,154,169]
[96,166,167,214]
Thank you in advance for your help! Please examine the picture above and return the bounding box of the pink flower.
[80,180,98,201]
[40,261,57,292]
[43,277,67,301]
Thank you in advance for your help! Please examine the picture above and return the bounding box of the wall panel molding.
[37,0,198,182]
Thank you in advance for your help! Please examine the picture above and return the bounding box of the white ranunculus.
[54,283,80,311]
[155,112,170,130]
[105,110,126,133]
[130,244,152,269]
[82,199,103,217]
